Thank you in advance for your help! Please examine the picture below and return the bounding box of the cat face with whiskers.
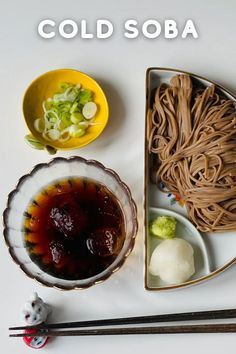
[22,292,50,325]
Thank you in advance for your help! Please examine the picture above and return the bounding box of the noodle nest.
[148,74,236,232]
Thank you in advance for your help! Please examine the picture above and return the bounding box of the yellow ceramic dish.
[23,69,109,150]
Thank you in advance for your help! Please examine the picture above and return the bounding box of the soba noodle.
[148,74,236,232]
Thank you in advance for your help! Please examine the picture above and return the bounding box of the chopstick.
[9,308,236,331]
[9,323,236,337]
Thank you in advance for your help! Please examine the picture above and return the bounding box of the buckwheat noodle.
[148,74,236,232]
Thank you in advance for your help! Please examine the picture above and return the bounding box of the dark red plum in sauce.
[49,193,88,238]
[87,227,119,257]
[24,178,125,280]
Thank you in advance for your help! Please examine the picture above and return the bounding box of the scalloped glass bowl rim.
[3,157,138,290]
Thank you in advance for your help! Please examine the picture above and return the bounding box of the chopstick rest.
[21,293,51,349]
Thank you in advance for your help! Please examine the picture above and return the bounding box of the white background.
[1,0,236,353]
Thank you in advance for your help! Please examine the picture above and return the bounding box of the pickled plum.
[24,178,125,280]
[87,227,119,257]
[49,193,88,238]
[49,240,66,264]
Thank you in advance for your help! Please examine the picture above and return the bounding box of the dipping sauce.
[24,178,125,280]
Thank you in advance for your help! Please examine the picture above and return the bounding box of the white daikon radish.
[149,238,195,285]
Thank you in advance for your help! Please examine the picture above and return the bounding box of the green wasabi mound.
[149,216,176,239]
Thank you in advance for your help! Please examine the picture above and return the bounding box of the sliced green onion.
[68,124,78,135]
[34,118,45,133]
[68,125,85,138]
[71,112,84,124]
[79,89,92,105]
[70,102,79,114]
[78,121,89,129]
[63,87,77,101]
[71,128,85,138]
[60,82,71,91]
[35,82,97,144]
[25,134,45,150]
[47,129,60,141]
[82,102,97,119]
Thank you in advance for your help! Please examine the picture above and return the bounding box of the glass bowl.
[3,157,138,290]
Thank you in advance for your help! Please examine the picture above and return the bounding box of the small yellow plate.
[23,69,109,150]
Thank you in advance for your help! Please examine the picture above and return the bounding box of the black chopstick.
[9,323,236,337]
[9,308,236,331]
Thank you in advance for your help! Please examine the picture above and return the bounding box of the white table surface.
[1,0,236,352]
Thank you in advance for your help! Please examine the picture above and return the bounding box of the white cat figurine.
[22,292,51,325]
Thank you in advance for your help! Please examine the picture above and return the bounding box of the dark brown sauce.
[24,178,125,280]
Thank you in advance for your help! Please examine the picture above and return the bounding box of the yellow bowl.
[23,69,109,150]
